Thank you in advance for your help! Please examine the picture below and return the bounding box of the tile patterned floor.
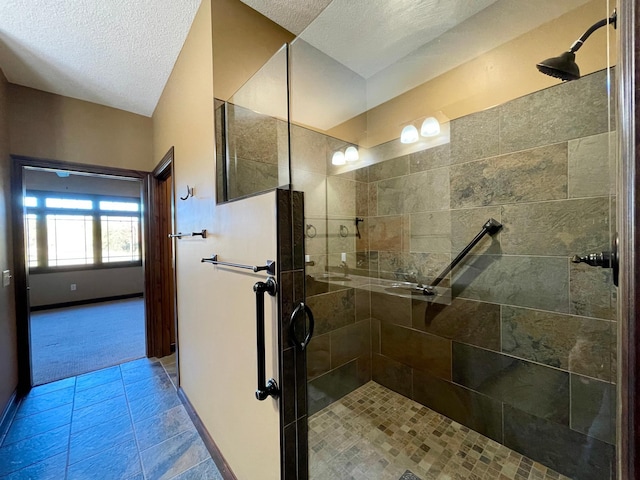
[309,382,571,480]
[0,355,223,480]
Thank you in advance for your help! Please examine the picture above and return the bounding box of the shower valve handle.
[571,234,619,287]
[571,252,612,268]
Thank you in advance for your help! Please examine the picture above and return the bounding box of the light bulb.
[400,125,419,144]
[420,117,440,137]
[332,151,346,165]
[345,146,359,162]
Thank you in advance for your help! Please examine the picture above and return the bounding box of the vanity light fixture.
[420,117,440,137]
[332,151,346,165]
[345,146,359,162]
[400,124,419,144]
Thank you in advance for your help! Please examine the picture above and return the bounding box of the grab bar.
[423,218,502,295]
[201,254,276,276]
[254,277,279,401]
[169,229,207,239]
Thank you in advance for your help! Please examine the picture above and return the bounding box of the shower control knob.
[570,233,619,287]
[571,252,612,268]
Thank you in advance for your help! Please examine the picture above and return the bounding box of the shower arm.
[423,218,502,295]
[569,10,617,54]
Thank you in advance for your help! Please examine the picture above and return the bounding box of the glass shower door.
[289,1,618,479]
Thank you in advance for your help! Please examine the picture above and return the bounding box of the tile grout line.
[165,457,210,480]
[121,363,146,480]
[64,375,78,480]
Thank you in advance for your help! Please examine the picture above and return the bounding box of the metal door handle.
[253,277,279,401]
[289,302,314,350]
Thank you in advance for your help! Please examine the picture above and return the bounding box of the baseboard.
[0,389,19,442]
[177,387,238,480]
[30,293,144,312]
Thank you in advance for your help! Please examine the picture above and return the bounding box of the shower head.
[536,9,617,81]
[536,51,580,81]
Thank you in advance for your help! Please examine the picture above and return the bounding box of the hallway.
[0,355,222,480]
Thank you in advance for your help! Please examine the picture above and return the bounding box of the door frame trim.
[10,154,148,393]
[618,0,639,476]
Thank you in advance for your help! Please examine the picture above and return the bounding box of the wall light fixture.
[332,151,346,165]
[345,146,359,162]
[401,116,441,143]
[420,117,440,137]
[400,124,419,144]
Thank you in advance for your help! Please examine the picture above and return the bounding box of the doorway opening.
[11,155,176,393]
[23,167,145,385]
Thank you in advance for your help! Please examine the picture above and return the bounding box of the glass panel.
[215,44,290,203]
[101,216,140,262]
[99,200,139,212]
[46,214,94,266]
[24,196,37,208]
[45,197,92,210]
[26,213,38,268]
[291,1,617,479]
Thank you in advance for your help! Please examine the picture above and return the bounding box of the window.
[25,192,141,270]
[99,200,139,212]
[45,198,92,210]
[101,216,139,263]
[26,213,38,268]
[47,214,94,266]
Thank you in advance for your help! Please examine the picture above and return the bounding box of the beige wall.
[9,85,154,171]
[153,1,284,478]
[0,68,18,414]
[212,0,294,100]
[29,268,143,308]
[328,0,615,147]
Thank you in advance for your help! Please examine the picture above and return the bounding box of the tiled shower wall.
[292,124,374,416]
[299,69,617,480]
[215,101,287,202]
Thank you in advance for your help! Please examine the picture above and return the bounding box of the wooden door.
[146,149,176,358]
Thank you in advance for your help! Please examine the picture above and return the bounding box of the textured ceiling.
[0,0,202,117]
[238,0,333,35]
[0,0,595,120]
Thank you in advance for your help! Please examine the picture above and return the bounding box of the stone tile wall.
[215,102,287,202]
[296,69,617,480]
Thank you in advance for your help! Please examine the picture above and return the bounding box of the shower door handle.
[571,233,619,286]
[289,302,314,350]
[253,277,279,401]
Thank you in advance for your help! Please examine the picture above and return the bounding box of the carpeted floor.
[30,298,146,386]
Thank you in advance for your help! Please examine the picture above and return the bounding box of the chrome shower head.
[536,9,616,81]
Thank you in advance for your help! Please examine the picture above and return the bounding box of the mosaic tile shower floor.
[308,382,570,480]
